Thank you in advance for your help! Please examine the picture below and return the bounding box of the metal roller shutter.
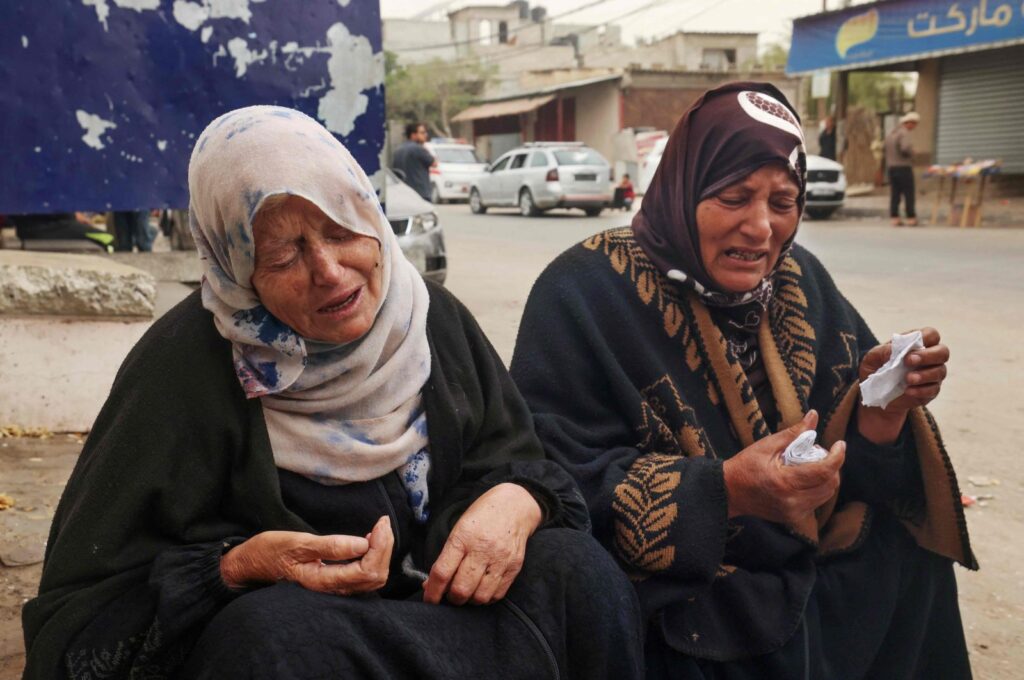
[936,45,1024,172]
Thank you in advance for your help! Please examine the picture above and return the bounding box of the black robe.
[22,282,641,679]
[510,228,976,670]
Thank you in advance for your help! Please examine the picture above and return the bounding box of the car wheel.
[431,184,443,204]
[519,188,539,217]
[584,207,603,217]
[806,207,837,220]
[469,189,487,214]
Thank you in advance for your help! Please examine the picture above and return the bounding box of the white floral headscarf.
[188,106,432,510]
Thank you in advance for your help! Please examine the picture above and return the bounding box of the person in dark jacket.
[511,83,975,680]
[392,121,436,201]
[818,115,837,161]
[22,106,643,680]
[885,112,920,226]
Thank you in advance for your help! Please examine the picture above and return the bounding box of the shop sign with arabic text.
[788,0,1024,73]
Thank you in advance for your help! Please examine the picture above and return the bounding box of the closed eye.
[716,194,748,208]
[259,246,299,269]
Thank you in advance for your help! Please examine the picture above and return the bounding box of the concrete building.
[788,0,1024,177]
[381,19,457,64]
[584,31,759,71]
[451,68,802,165]
[384,1,623,69]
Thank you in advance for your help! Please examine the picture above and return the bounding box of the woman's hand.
[423,483,543,606]
[858,327,949,444]
[220,516,394,595]
[722,411,845,527]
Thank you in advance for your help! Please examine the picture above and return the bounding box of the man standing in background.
[392,122,436,202]
[885,112,919,226]
[818,115,837,161]
[112,210,156,252]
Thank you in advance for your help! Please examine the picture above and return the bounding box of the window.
[701,48,736,71]
[490,156,511,172]
[554,148,606,166]
[498,21,509,44]
[479,20,492,46]
[510,153,528,169]
[435,147,481,163]
[529,151,549,167]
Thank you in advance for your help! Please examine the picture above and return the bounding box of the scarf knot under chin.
[188,105,432,491]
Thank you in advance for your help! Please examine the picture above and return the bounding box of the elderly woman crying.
[21,107,643,680]
[512,83,975,679]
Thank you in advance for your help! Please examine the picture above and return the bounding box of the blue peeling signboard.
[788,0,1024,74]
[0,0,384,214]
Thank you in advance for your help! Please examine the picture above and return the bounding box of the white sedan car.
[804,154,847,219]
[424,141,487,204]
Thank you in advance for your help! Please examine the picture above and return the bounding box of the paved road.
[437,202,1024,678]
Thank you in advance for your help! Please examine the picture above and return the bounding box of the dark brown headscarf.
[632,82,807,375]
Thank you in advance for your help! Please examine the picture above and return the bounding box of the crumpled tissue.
[782,430,828,466]
[860,331,925,409]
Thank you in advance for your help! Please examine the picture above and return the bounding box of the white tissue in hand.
[860,331,925,409]
[782,430,828,466]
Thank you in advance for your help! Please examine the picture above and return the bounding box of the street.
[2,204,1023,678]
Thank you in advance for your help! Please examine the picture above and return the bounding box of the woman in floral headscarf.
[22,106,643,679]
[511,82,975,679]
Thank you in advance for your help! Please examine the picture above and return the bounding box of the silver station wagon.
[469,142,612,217]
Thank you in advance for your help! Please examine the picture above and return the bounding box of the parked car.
[804,154,847,219]
[469,142,612,217]
[381,168,447,284]
[424,139,487,204]
[637,136,668,196]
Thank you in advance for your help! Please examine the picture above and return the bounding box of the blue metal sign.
[0,0,384,214]
[788,0,1024,74]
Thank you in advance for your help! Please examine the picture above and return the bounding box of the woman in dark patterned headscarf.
[512,82,975,679]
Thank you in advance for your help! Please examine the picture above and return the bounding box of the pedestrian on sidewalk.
[392,122,436,202]
[885,112,919,226]
[112,210,156,251]
[615,173,635,210]
[818,115,837,161]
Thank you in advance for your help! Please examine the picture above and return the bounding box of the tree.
[846,71,915,113]
[756,42,916,117]
[385,52,494,137]
[757,42,789,71]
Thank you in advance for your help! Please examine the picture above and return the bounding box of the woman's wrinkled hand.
[722,410,845,527]
[220,516,393,595]
[858,326,949,443]
[423,483,543,606]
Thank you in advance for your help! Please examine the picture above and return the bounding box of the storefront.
[788,0,1024,173]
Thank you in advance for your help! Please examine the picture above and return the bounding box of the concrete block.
[0,250,155,317]
[0,316,151,432]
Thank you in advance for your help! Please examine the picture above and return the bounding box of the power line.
[391,0,618,53]
[640,0,732,44]
[393,0,719,72]
[411,1,459,21]
[468,0,699,67]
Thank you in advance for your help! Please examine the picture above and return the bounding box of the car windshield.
[434,148,481,163]
[554,148,605,166]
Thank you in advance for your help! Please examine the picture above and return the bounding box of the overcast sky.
[379,0,854,50]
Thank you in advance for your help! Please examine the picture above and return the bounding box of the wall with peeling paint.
[0,0,384,214]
